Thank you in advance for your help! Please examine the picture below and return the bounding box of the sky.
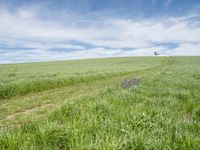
[0,0,200,63]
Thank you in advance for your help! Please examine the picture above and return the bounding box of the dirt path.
[5,103,53,120]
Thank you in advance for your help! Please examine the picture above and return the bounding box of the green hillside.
[0,57,200,149]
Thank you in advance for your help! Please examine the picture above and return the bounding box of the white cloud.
[0,6,200,63]
[171,43,200,55]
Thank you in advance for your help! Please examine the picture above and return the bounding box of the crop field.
[0,56,200,149]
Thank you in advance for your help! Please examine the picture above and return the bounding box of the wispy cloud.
[164,0,173,7]
[0,2,200,63]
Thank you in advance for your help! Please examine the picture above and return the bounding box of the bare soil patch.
[121,78,141,89]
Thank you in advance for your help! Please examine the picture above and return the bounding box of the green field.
[0,57,200,149]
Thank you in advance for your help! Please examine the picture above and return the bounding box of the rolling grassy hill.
[0,57,200,149]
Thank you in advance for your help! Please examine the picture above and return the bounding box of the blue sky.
[0,0,200,63]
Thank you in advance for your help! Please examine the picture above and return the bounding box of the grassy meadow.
[0,56,200,149]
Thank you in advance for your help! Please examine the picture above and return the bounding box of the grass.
[0,56,200,149]
[0,57,163,100]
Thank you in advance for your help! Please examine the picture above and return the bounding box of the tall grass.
[0,57,163,100]
[0,57,199,149]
